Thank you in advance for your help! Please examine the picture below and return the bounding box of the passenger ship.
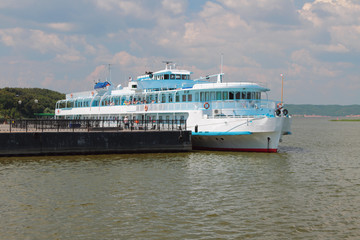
[55,62,291,152]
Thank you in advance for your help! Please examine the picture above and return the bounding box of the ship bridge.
[135,62,202,91]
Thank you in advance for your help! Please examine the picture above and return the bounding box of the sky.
[0,0,359,105]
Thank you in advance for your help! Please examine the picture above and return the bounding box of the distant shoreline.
[330,119,360,122]
[286,104,360,117]
[292,114,360,118]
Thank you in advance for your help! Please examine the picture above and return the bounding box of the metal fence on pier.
[1,119,187,133]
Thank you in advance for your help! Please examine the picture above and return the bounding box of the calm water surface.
[1,118,359,239]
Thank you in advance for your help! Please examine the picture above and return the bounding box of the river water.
[1,118,359,239]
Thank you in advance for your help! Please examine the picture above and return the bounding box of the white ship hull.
[192,132,281,152]
[188,114,284,152]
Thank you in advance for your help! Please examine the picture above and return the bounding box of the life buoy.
[204,102,210,109]
[277,103,283,109]
[283,109,288,116]
[144,105,148,111]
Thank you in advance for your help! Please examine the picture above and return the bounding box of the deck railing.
[1,119,187,133]
[56,99,277,113]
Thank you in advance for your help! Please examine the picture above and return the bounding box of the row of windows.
[153,74,190,80]
[57,91,262,108]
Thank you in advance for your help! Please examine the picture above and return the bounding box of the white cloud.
[93,0,151,19]
[0,28,101,62]
[300,0,360,26]
[0,28,67,53]
[86,65,107,83]
[330,25,360,51]
[46,22,76,32]
[162,0,187,15]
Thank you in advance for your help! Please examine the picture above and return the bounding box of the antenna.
[108,64,111,82]
[217,53,224,83]
[162,61,173,70]
[220,53,223,74]
[280,74,284,103]
[106,63,114,87]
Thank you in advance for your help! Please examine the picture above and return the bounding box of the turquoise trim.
[192,131,252,136]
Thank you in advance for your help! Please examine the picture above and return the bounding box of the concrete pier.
[0,131,192,156]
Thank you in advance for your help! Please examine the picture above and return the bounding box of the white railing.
[56,100,277,117]
[140,100,276,112]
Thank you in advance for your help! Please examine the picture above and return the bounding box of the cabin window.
[168,95,173,102]
[175,92,180,102]
[242,92,246,99]
[200,92,205,102]
[222,91,228,100]
[210,92,215,101]
[188,94,192,102]
[164,74,169,79]
[161,94,166,103]
[256,92,261,99]
[182,94,186,102]
[236,92,241,100]
[195,92,199,102]
[229,91,234,100]
[205,92,209,101]
[216,91,222,100]
[170,74,175,79]
[247,92,251,99]
[176,74,181,79]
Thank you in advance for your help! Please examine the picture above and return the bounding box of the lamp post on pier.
[280,74,284,104]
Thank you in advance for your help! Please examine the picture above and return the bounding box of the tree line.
[0,88,65,119]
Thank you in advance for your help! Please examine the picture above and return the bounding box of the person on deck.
[124,116,129,129]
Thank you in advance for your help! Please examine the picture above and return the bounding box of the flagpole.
[281,74,284,104]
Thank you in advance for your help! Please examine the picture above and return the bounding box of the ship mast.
[217,54,224,83]
[280,73,284,103]
[163,61,173,70]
